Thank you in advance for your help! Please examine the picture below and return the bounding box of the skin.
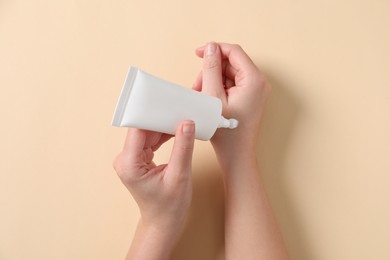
[194,42,289,260]
[113,42,289,259]
[113,121,195,260]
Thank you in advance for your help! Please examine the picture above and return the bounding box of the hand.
[193,42,271,169]
[193,43,289,259]
[113,121,195,229]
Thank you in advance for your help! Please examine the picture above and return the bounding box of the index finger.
[122,128,146,160]
[195,43,256,72]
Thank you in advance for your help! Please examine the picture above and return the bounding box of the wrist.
[217,153,258,177]
[139,214,186,236]
[128,219,182,260]
[212,143,257,171]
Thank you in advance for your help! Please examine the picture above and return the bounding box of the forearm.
[220,156,289,260]
[126,218,181,260]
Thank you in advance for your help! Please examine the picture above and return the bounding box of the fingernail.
[182,122,195,136]
[206,42,217,56]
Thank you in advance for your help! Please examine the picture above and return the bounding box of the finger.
[225,78,235,89]
[114,128,147,178]
[151,133,173,151]
[192,70,202,92]
[167,121,195,176]
[196,43,255,72]
[123,128,146,159]
[197,44,246,85]
[223,62,239,81]
[195,45,205,57]
[139,131,173,152]
[202,42,225,99]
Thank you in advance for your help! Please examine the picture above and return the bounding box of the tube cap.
[218,116,239,129]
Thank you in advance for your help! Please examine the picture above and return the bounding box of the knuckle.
[112,155,121,172]
[232,43,243,52]
[253,71,272,96]
[257,73,267,85]
[179,143,194,153]
[113,154,131,180]
[175,140,194,156]
[204,58,219,70]
[265,81,272,92]
[253,69,266,84]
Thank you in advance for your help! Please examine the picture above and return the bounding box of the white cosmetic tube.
[112,67,238,141]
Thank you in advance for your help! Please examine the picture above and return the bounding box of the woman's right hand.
[193,42,271,169]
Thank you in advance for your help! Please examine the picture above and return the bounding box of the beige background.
[0,0,389,259]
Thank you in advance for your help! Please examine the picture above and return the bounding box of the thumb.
[202,42,226,100]
[167,121,196,177]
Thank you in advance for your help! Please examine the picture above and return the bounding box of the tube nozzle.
[218,117,239,129]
